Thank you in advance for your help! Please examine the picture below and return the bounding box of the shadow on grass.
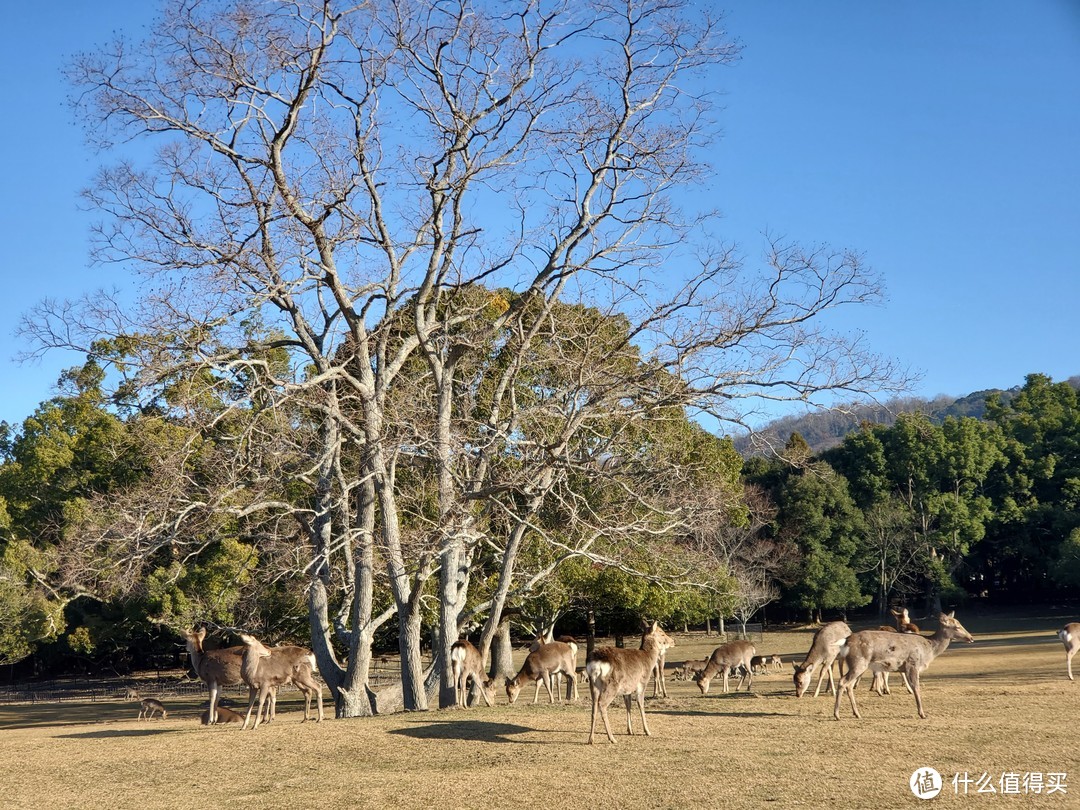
[56,727,176,740]
[388,719,536,744]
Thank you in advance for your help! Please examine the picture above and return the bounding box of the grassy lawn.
[1,608,1078,809]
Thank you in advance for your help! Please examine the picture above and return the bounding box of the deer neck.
[927,626,954,661]
[186,639,205,675]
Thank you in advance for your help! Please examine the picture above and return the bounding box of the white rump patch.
[586,660,612,681]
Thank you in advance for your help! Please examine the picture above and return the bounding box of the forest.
[3,364,1078,689]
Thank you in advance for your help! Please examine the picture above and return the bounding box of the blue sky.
[1,1,1078,429]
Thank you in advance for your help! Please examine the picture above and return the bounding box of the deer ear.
[804,663,815,674]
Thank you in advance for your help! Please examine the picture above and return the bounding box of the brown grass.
[1,610,1078,809]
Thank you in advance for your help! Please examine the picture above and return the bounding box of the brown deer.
[183,627,258,725]
[891,607,921,634]
[138,698,168,720]
[1059,622,1080,680]
[506,640,578,704]
[642,625,675,697]
[450,639,495,708]
[585,622,673,744]
[833,611,974,720]
[793,621,851,698]
[200,705,244,724]
[237,632,324,730]
[674,658,709,681]
[696,640,755,694]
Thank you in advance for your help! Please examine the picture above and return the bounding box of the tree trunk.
[398,598,427,711]
[487,614,516,681]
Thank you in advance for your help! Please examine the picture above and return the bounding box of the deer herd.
[130,612,1078,743]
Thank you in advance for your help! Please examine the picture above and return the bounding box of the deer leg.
[242,690,260,730]
[636,686,651,736]
[744,665,753,692]
[623,694,634,735]
[909,667,926,719]
[208,684,220,724]
[543,673,556,704]
[813,659,830,698]
[1067,649,1076,681]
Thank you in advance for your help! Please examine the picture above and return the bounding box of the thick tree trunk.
[487,613,516,681]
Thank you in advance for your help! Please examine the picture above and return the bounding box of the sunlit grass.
[1,609,1077,809]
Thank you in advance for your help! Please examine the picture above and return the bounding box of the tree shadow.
[388,719,536,744]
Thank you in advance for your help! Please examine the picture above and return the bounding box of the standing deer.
[237,632,324,730]
[586,622,673,744]
[1059,622,1080,680]
[793,621,851,698]
[695,641,755,694]
[138,698,168,720]
[833,611,974,720]
[642,625,675,698]
[506,641,578,704]
[450,639,495,708]
[183,627,254,725]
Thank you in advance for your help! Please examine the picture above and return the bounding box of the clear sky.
[1,1,1078,429]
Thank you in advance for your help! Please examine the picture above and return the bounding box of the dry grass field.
[2,609,1078,809]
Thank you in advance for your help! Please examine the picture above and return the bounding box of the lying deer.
[696,641,755,694]
[506,640,578,704]
[200,705,244,724]
[586,622,673,744]
[1059,622,1080,680]
[450,639,495,708]
[138,698,168,720]
[833,611,974,720]
[793,621,851,698]
[891,607,921,634]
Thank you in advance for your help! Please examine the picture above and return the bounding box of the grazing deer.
[696,641,755,694]
[770,655,783,672]
[586,622,673,744]
[450,639,495,708]
[506,641,578,704]
[833,611,974,720]
[237,632,324,730]
[1059,623,1080,680]
[793,621,851,698]
[138,698,168,720]
[891,607,921,634]
[676,658,708,681]
[200,705,244,724]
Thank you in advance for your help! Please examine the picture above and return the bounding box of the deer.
[183,627,261,725]
[672,658,708,681]
[695,640,755,694]
[793,620,851,698]
[892,607,921,634]
[200,705,244,724]
[833,611,974,720]
[770,655,783,672]
[506,640,578,704]
[1059,622,1080,680]
[749,654,768,674]
[641,624,675,697]
[138,698,168,720]
[450,639,495,708]
[586,621,673,744]
[237,632,325,730]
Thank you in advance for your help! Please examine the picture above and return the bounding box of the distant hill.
[732,376,1080,456]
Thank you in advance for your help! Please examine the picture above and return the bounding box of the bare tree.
[25,0,906,715]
